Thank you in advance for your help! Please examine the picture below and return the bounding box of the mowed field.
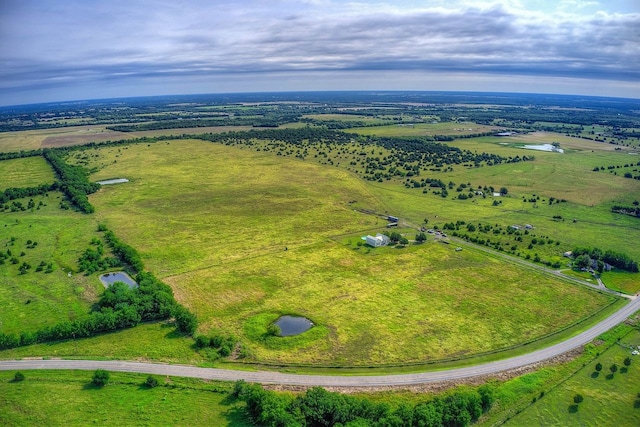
[0,156,55,190]
[79,139,615,365]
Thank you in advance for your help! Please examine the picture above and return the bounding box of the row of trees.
[0,183,54,205]
[43,149,100,213]
[103,228,144,273]
[0,271,196,350]
[235,382,494,427]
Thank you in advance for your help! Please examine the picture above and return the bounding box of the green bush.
[13,371,25,382]
[145,375,159,388]
[92,369,110,387]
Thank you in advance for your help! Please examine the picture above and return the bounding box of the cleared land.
[350,122,496,137]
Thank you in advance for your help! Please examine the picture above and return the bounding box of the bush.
[624,357,632,367]
[145,375,159,388]
[574,394,584,404]
[13,371,25,382]
[92,369,110,387]
[595,362,602,371]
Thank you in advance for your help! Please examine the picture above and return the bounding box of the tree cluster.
[235,382,494,427]
[43,149,100,213]
[0,271,196,350]
[572,247,639,273]
[103,229,144,273]
[77,238,121,274]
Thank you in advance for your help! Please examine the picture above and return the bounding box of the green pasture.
[349,121,495,137]
[507,328,640,426]
[302,113,387,122]
[171,237,613,366]
[86,139,387,276]
[0,193,102,334]
[0,370,249,426]
[601,271,640,295]
[0,156,54,191]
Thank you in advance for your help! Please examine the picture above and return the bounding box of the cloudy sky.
[1,0,639,105]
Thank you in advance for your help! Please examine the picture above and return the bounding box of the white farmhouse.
[365,233,391,247]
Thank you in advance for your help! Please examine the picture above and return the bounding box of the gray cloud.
[0,0,639,103]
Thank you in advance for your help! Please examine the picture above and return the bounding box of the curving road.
[2,297,640,387]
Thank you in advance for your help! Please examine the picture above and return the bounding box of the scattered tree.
[13,371,25,382]
[574,394,584,404]
[145,375,159,388]
[595,362,602,372]
[92,369,110,387]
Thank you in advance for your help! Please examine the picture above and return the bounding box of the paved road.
[2,297,639,387]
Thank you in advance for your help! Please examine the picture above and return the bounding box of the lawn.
[0,156,55,191]
[0,370,250,426]
[507,328,640,426]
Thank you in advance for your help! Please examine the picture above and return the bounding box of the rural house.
[366,233,391,247]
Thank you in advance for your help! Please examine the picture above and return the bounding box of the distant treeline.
[106,113,302,132]
[43,149,100,213]
[0,149,42,161]
[573,247,639,273]
[235,381,494,427]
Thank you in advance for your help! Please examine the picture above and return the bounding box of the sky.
[1,0,639,106]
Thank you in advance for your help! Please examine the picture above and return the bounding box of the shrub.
[595,362,602,371]
[145,375,159,388]
[92,369,110,387]
[13,371,25,382]
[574,394,584,404]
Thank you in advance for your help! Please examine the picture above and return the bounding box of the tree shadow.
[590,371,599,378]
[568,404,579,413]
[82,382,104,391]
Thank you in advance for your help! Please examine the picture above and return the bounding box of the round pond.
[274,315,313,336]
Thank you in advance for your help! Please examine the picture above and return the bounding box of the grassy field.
[0,370,250,426]
[0,193,103,334]
[0,156,55,191]
[507,328,640,426]
[57,139,615,366]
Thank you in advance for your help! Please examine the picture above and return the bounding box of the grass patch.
[0,194,102,334]
[506,328,640,426]
[349,122,496,137]
[0,156,55,191]
[0,370,250,426]
[601,270,640,295]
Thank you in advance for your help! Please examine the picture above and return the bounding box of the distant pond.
[274,315,313,336]
[99,271,138,289]
[97,178,129,185]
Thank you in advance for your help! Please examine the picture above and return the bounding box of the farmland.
[0,92,639,424]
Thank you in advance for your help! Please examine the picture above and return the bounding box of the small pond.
[97,178,129,185]
[274,315,313,336]
[522,144,564,153]
[99,271,138,289]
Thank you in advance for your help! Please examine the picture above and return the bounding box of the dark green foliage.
[103,230,144,273]
[233,381,494,427]
[13,371,25,382]
[92,369,110,387]
[624,357,632,366]
[0,183,54,205]
[416,232,427,243]
[611,364,618,373]
[572,246,639,272]
[145,375,159,388]
[574,394,584,404]
[42,149,99,213]
[173,305,198,335]
[595,362,602,371]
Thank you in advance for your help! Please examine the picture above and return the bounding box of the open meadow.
[71,139,618,365]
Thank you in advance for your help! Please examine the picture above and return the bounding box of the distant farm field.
[350,122,496,137]
[68,139,617,365]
